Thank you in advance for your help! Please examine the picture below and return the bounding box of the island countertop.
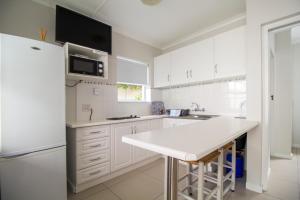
[122,116,258,161]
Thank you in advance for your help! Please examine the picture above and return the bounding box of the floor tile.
[84,189,121,200]
[266,177,300,200]
[68,184,106,200]
[142,159,165,181]
[107,172,163,200]
[103,169,143,188]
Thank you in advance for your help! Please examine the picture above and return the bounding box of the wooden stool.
[178,149,224,200]
[211,141,236,197]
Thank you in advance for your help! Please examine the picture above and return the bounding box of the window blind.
[117,57,148,85]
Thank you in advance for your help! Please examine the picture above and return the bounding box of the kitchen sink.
[106,115,140,120]
[179,114,219,120]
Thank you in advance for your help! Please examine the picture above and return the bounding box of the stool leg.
[187,163,193,196]
[231,141,236,192]
[197,162,204,200]
[217,149,224,200]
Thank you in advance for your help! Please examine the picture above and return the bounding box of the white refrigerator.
[0,34,67,200]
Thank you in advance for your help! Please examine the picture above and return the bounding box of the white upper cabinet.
[153,26,246,88]
[214,26,246,78]
[170,38,214,86]
[154,53,171,88]
[170,46,190,85]
[187,38,214,83]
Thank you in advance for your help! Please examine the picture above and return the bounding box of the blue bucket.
[226,153,244,178]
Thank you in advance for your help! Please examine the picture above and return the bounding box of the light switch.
[82,104,91,112]
[93,88,101,96]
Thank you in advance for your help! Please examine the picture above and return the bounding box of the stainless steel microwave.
[69,55,104,77]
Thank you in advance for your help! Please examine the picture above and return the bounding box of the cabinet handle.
[189,70,192,78]
[214,64,218,74]
[186,70,189,78]
[167,74,170,82]
[89,170,102,176]
[89,144,102,148]
[89,131,103,135]
[90,157,102,162]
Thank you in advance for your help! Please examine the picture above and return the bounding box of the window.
[117,57,150,102]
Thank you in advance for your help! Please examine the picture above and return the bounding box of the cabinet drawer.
[77,150,110,170]
[77,162,110,184]
[77,138,110,156]
[76,126,110,141]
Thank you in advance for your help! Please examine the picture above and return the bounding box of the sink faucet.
[191,102,205,112]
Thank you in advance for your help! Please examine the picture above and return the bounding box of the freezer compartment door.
[1,34,65,155]
[0,146,67,200]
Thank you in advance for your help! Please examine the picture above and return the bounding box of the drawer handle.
[90,157,102,162]
[89,144,102,148]
[89,131,103,135]
[89,170,102,176]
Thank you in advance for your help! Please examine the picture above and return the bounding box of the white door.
[188,38,214,83]
[214,26,246,78]
[111,123,133,171]
[132,120,150,163]
[170,47,189,85]
[154,53,171,88]
[1,34,65,156]
[0,147,67,200]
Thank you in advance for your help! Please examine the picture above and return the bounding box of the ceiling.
[33,0,246,49]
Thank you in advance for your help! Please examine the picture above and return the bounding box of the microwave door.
[69,56,98,76]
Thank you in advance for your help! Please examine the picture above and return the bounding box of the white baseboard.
[292,144,300,148]
[271,153,293,159]
[263,167,271,191]
[246,182,263,193]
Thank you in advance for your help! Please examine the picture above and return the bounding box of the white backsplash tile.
[161,80,247,116]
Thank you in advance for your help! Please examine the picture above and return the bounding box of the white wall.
[0,0,163,122]
[293,44,300,147]
[70,30,162,122]
[246,0,300,192]
[162,80,246,116]
[270,30,293,157]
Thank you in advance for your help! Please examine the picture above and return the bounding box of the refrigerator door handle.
[0,145,66,159]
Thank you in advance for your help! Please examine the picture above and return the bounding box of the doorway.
[262,15,300,190]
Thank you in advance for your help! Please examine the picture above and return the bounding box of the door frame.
[261,13,300,191]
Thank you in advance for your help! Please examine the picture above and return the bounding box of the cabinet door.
[150,119,163,130]
[170,47,190,85]
[111,123,133,172]
[154,53,171,88]
[132,120,150,163]
[214,26,246,78]
[148,119,163,157]
[188,38,214,83]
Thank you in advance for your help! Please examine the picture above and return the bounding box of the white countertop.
[122,116,258,161]
[66,115,166,128]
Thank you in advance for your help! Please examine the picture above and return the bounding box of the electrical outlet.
[82,104,91,112]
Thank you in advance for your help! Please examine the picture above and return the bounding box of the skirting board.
[271,153,293,160]
[246,182,263,193]
[292,144,300,148]
[263,167,271,191]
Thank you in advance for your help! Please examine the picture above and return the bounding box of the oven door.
[69,55,99,76]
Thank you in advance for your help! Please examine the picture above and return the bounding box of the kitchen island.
[122,116,258,200]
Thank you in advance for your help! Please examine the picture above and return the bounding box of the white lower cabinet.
[111,122,133,171]
[132,120,151,163]
[67,118,164,193]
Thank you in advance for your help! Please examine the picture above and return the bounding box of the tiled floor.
[68,149,300,200]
